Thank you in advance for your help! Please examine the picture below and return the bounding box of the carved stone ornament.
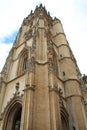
[47,41,54,57]
[24,84,35,91]
[31,37,36,53]
[48,58,54,73]
[81,97,87,105]
[13,82,20,96]
[23,18,29,26]
[25,30,32,40]
[49,85,63,96]
[83,74,87,84]
[30,10,33,15]
[49,85,58,93]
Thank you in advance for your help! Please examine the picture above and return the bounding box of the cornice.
[56,43,69,48]
[6,73,26,85]
[35,60,48,65]
[59,56,73,62]
[63,78,80,84]
[23,84,35,91]
[65,94,82,99]
[52,32,66,39]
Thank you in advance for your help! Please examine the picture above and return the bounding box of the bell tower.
[0,4,87,130]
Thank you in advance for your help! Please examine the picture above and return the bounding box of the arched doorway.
[61,107,69,130]
[2,97,22,130]
[61,114,69,130]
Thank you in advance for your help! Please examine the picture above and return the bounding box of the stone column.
[32,17,51,130]
[49,86,62,130]
[65,80,87,130]
[48,58,62,130]
[0,79,6,129]
[0,80,6,114]
[20,57,35,130]
[52,19,87,130]
[20,84,35,130]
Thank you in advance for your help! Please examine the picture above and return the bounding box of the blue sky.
[0,31,18,44]
[0,0,87,75]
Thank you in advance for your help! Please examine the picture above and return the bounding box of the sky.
[0,0,87,75]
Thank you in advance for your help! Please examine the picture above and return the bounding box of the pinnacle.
[34,3,52,19]
[34,3,46,12]
[36,3,44,8]
[23,4,54,26]
[39,3,43,7]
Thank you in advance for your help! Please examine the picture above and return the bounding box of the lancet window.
[17,49,28,76]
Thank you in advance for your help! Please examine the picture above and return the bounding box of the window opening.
[23,56,28,72]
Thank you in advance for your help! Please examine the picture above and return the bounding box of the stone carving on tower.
[0,4,87,130]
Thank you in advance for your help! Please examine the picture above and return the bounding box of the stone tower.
[0,4,87,130]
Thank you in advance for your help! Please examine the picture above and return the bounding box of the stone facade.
[0,4,87,130]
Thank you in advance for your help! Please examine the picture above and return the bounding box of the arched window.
[17,49,28,76]
[22,55,28,72]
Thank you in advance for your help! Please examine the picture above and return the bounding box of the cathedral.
[0,4,87,130]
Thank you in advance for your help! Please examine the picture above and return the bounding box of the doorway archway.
[61,107,69,130]
[2,97,22,130]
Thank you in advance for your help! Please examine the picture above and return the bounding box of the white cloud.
[0,43,13,71]
[0,0,87,74]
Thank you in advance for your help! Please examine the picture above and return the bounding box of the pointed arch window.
[22,55,28,72]
[17,50,28,76]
